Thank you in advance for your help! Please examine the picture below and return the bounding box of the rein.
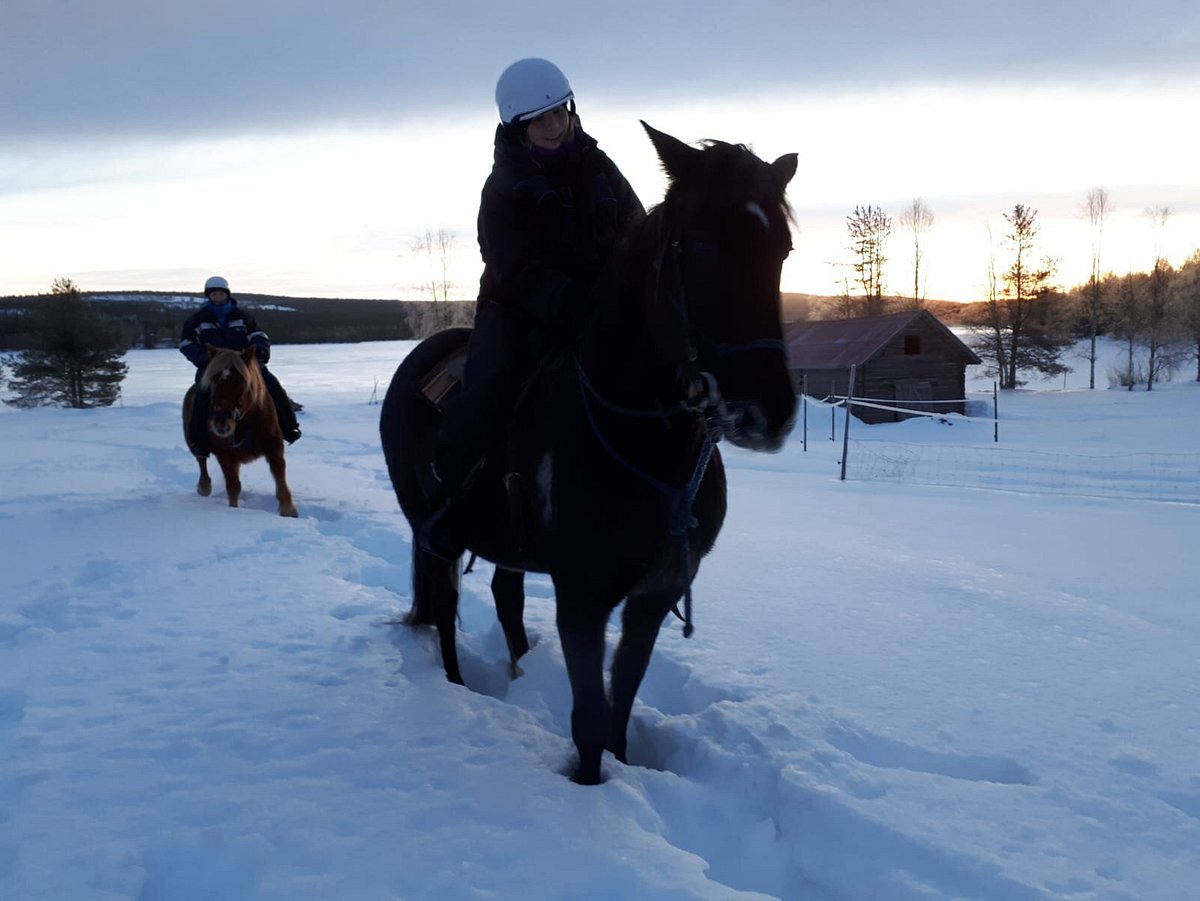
[575,363,720,639]
[653,223,787,368]
[572,219,743,639]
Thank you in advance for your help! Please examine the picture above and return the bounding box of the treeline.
[795,196,1199,390]
[0,291,474,352]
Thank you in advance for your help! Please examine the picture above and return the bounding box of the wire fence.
[799,392,1200,505]
[847,441,1200,504]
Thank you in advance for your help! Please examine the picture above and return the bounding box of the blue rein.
[575,359,720,639]
[574,226,784,638]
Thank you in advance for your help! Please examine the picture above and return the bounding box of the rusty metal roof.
[784,310,980,368]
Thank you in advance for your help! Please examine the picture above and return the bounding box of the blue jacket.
[179,298,271,369]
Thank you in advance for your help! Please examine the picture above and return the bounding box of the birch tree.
[1081,187,1111,389]
[898,197,934,309]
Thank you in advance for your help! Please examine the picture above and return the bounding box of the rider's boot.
[189,390,211,457]
[417,465,467,561]
[277,398,302,444]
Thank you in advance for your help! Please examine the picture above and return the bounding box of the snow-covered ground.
[1,338,1197,900]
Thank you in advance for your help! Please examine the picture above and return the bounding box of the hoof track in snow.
[636,652,747,716]
[825,722,1036,785]
[0,690,26,730]
[1159,788,1200,820]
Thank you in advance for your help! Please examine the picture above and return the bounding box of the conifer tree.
[967,205,1071,388]
[4,278,129,408]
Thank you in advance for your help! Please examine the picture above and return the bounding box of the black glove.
[255,345,270,365]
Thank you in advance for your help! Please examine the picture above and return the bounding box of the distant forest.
[0,292,474,351]
[0,289,984,352]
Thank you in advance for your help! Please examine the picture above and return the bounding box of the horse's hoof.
[279,505,298,518]
[197,481,211,497]
[571,767,604,787]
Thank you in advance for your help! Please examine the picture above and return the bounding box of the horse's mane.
[594,139,793,319]
[661,140,794,225]
[200,349,269,411]
[577,135,796,386]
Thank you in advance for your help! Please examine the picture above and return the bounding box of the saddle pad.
[417,347,468,409]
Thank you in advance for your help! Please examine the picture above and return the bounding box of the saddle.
[416,343,533,551]
[417,346,468,409]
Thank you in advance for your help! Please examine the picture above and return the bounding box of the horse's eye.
[744,201,770,230]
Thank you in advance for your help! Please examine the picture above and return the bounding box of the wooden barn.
[784,310,981,424]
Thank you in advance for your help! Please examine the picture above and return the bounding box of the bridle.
[574,210,787,636]
[207,363,257,446]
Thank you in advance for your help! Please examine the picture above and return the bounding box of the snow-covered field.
[1,338,1197,900]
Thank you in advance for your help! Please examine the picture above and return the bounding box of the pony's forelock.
[200,349,269,410]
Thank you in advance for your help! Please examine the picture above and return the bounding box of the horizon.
[2,3,1198,303]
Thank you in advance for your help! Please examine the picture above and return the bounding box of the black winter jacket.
[179,298,271,368]
[476,118,644,330]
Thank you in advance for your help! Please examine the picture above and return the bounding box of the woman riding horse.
[419,58,645,560]
[383,115,797,784]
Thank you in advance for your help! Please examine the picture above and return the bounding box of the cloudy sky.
[3,0,1198,302]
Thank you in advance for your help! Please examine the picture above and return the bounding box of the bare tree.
[1141,206,1186,390]
[1081,187,1112,389]
[1109,270,1146,390]
[833,274,858,319]
[846,204,891,316]
[898,197,934,309]
[1178,249,1200,382]
[977,224,1008,382]
[409,227,459,329]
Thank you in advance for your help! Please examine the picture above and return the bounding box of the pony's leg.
[491,567,529,677]
[555,592,613,785]
[407,547,464,685]
[608,590,677,765]
[265,446,298,518]
[216,456,242,508]
[196,457,212,497]
[184,387,211,496]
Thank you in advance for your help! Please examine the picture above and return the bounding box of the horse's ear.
[641,121,702,182]
[241,347,256,364]
[205,344,219,359]
[772,153,798,188]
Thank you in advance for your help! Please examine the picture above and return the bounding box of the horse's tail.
[379,328,471,523]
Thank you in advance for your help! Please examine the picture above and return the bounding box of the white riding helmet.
[495,58,574,125]
[203,275,229,295]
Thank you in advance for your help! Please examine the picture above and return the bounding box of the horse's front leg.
[266,444,298,517]
[216,455,242,508]
[555,588,614,785]
[196,456,212,497]
[608,589,676,764]
[491,566,529,678]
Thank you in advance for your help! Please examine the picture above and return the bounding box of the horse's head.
[200,346,267,440]
[642,122,797,452]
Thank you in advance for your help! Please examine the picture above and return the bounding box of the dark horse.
[183,346,298,518]
[380,122,796,784]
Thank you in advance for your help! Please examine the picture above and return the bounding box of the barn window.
[903,334,921,355]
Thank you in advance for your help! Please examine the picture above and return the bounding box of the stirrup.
[416,498,463,560]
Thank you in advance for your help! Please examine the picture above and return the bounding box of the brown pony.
[182,346,298,517]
